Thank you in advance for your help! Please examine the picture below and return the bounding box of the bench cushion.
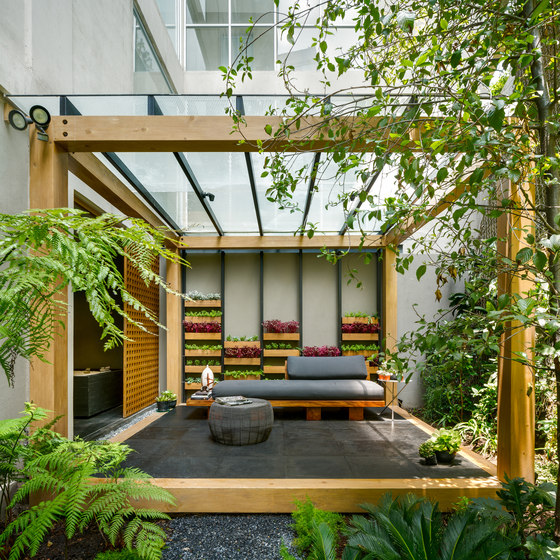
[286,356,367,380]
[212,379,383,400]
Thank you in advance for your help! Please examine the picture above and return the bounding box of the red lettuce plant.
[224,346,262,358]
[341,322,380,333]
[183,321,222,333]
[262,320,300,333]
[302,346,341,357]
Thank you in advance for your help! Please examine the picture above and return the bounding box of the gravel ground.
[162,514,302,560]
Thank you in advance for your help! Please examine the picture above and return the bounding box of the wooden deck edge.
[393,406,498,477]
[122,477,501,513]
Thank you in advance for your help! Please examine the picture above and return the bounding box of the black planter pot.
[435,450,456,464]
[156,400,176,412]
[422,455,438,466]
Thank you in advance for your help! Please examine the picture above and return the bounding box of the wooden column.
[382,248,398,405]
[28,133,69,436]
[166,254,182,401]
[497,178,535,483]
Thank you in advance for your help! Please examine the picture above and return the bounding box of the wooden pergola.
[21,111,533,511]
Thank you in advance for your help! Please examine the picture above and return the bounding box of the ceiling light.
[7,105,51,141]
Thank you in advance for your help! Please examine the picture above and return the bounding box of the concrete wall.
[263,253,298,322]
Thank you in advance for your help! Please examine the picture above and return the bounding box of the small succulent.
[418,440,436,458]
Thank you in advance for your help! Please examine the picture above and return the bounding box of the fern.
[0,209,190,386]
[1,438,175,560]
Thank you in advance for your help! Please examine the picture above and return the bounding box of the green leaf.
[487,105,506,133]
[416,264,427,280]
[515,247,533,264]
[265,124,273,135]
[533,250,547,271]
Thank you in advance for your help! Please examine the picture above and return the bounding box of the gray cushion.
[212,379,384,400]
[286,356,367,380]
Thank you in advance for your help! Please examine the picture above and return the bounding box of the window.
[176,0,356,71]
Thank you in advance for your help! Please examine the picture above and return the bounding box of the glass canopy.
[9,95,401,236]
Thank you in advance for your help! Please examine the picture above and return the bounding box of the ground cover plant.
[184,291,220,301]
[0,404,174,560]
[341,323,380,334]
[182,310,222,317]
[225,335,259,341]
[223,369,263,379]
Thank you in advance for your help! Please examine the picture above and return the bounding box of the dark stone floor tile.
[347,456,425,478]
[213,456,286,478]
[285,456,352,478]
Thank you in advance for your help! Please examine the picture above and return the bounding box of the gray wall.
[263,253,298,322]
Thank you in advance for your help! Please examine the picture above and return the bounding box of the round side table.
[209,398,273,445]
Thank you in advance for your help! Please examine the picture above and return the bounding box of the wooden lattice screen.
[123,257,160,417]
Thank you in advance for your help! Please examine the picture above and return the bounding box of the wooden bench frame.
[186,398,386,421]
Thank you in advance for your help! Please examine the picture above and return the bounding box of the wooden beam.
[180,235,384,250]
[28,132,69,436]
[68,152,178,239]
[496,178,535,483]
[51,115,419,153]
[166,253,183,402]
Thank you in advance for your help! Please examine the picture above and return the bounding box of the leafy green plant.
[264,342,299,350]
[185,377,199,384]
[155,391,176,402]
[184,344,222,350]
[289,498,345,557]
[430,428,462,454]
[225,335,259,341]
[340,344,378,352]
[344,494,519,560]
[223,370,262,379]
[183,310,222,317]
[0,439,175,560]
[344,312,377,319]
[418,441,435,459]
[95,551,143,560]
[0,209,188,386]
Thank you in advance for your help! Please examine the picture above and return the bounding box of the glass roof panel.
[155,95,229,116]
[251,152,315,233]
[8,96,60,116]
[67,96,149,115]
[306,157,363,233]
[182,152,257,233]
[113,152,216,233]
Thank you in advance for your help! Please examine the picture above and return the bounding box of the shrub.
[430,428,462,453]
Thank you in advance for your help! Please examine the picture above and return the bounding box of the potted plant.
[418,440,437,465]
[155,390,177,412]
[430,428,462,464]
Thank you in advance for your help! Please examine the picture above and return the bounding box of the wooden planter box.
[184,382,202,390]
[224,340,260,348]
[184,316,222,324]
[185,365,222,374]
[341,333,379,341]
[263,333,300,341]
[224,358,261,366]
[263,365,286,374]
[184,333,222,340]
[73,369,123,418]
[264,349,300,357]
[342,351,375,358]
[342,317,378,324]
[223,374,261,381]
[185,349,221,357]
[185,300,221,308]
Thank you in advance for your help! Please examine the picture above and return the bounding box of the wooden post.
[166,254,182,401]
[497,178,535,483]
[28,132,69,436]
[382,249,398,405]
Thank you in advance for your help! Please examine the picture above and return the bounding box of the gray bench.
[210,356,385,420]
